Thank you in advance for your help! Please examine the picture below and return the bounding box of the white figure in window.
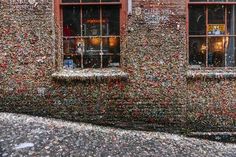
[213,26,221,35]
[76,39,84,55]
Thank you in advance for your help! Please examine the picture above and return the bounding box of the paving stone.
[0,112,235,157]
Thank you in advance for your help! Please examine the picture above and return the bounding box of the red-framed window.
[54,0,127,69]
[188,0,236,67]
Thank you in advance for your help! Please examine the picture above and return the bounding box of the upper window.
[59,0,123,69]
[188,0,236,67]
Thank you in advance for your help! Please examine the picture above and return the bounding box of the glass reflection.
[189,5,206,35]
[208,5,225,24]
[102,6,120,35]
[226,37,236,66]
[82,6,100,36]
[208,37,225,67]
[63,6,81,36]
[189,38,206,66]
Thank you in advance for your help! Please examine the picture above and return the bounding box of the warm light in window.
[90,37,101,46]
[109,37,118,48]
[225,35,229,49]
[86,19,106,24]
[213,41,223,52]
[200,44,206,54]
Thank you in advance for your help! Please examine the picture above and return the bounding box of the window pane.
[84,37,101,53]
[102,37,120,54]
[84,55,101,68]
[189,0,236,1]
[63,38,83,68]
[189,38,206,66]
[227,5,236,35]
[62,3,120,69]
[62,0,80,2]
[102,55,120,68]
[82,6,101,36]
[83,37,101,68]
[208,5,225,24]
[209,0,226,1]
[102,0,120,2]
[208,37,225,67]
[63,6,81,36]
[226,37,236,66]
[190,0,207,1]
[82,0,100,2]
[102,6,120,35]
[63,38,76,54]
[102,37,120,67]
[208,24,225,35]
[64,55,81,69]
[82,0,120,1]
[189,5,206,35]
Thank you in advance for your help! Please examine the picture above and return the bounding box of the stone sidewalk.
[0,112,235,157]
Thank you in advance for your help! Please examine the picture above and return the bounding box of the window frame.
[187,0,236,68]
[54,0,127,69]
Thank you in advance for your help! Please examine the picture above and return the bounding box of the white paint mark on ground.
[14,143,34,150]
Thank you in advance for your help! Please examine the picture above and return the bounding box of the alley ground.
[0,112,235,157]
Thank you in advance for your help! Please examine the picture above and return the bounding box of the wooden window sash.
[188,0,236,5]
[60,2,121,6]
[54,0,127,68]
[188,1,236,67]
[55,0,127,34]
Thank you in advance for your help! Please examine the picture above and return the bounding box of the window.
[188,0,236,67]
[56,0,126,69]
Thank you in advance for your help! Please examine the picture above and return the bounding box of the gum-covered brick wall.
[121,0,187,127]
[0,0,235,131]
[187,78,236,131]
[0,0,57,114]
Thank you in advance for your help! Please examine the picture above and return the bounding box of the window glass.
[189,38,206,66]
[102,55,120,68]
[102,37,120,67]
[62,3,120,68]
[82,6,100,36]
[62,0,81,2]
[226,37,236,66]
[84,37,101,54]
[64,54,81,68]
[84,55,101,68]
[101,0,120,2]
[227,5,236,35]
[208,37,225,67]
[189,5,206,35]
[189,0,207,1]
[63,38,75,54]
[188,3,236,67]
[209,0,226,2]
[102,6,120,35]
[63,6,81,36]
[82,0,100,2]
[62,0,120,2]
[207,5,225,35]
[208,5,225,24]
[189,0,226,1]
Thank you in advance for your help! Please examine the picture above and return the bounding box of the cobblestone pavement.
[0,112,235,157]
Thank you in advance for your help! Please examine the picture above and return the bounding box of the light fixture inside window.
[200,44,207,54]
[109,37,118,48]
[212,41,224,52]
[90,37,101,46]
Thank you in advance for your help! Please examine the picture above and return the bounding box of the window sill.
[52,68,129,81]
[187,69,236,79]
